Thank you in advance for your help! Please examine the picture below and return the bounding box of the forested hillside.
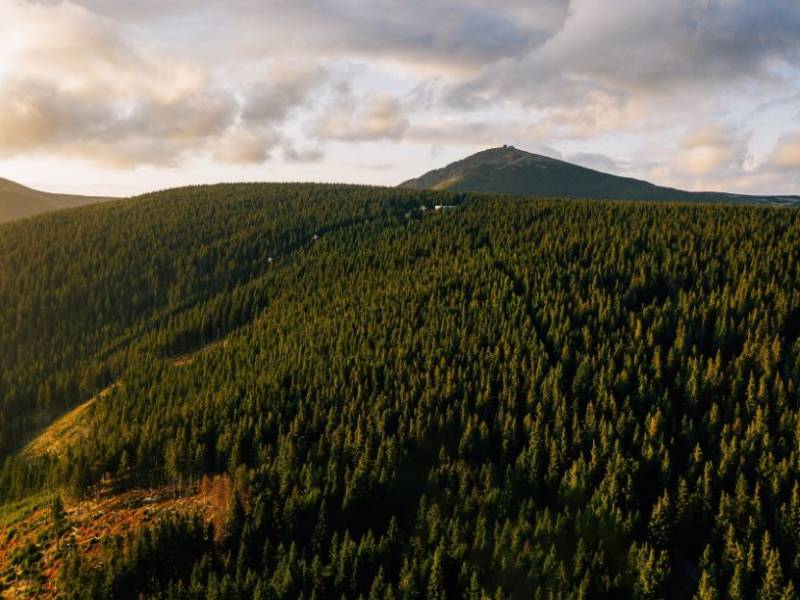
[2,184,800,599]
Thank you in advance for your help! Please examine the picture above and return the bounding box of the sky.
[0,0,799,197]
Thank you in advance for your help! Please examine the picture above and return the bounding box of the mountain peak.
[456,145,558,167]
[400,146,800,206]
[399,146,623,196]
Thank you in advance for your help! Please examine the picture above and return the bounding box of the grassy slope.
[0,178,115,224]
[20,387,115,460]
[21,341,223,460]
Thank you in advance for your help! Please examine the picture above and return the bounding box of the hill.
[0,178,115,224]
[2,183,800,598]
[400,146,800,205]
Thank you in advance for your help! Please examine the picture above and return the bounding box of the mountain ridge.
[400,146,800,206]
[0,177,116,224]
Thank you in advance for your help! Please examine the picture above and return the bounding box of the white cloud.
[214,126,280,165]
[283,144,324,163]
[312,91,409,142]
[1,0,799,194]
[770,132,800,169]
[0,1,327,167]
[70,0,564,72]
[566,152,618,173]
[444,0,800,159]
[451,0,800,102]
[674,124,747,177]
[240,64,328,125]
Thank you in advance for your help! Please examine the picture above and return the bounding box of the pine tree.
[427,547,446,600]
[760,549,787,600]
[693,570,718,600]
[225,490,246,550]
[781,582,798,600]
[632,544,669,600]
[648,490,672,548]
[51,494,66,551]
[468,571,482,600]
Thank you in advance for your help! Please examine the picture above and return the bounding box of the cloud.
[566,152,618,173]
[283,144,324,163]
[0,1,326,167]
[619,122,799,195]
[214,127,280,164]
[0,1,231,166]
[241,64,328,125]
[453,0,800,99]
[312,91,409,142]
[674,124,748,177]
[407,118,551,148]
[446,0,800,144]
[770,132,800,169]
[1,0,799,194]
[70,0,566,73]
[220,63,329,165]
[355,163,397,171]
[0,74,239,168]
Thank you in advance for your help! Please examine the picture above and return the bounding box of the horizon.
[5,3,800,596]
[11,143,800,201]
[1,1,799,197]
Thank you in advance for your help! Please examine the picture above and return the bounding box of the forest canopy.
[1,183,800,599]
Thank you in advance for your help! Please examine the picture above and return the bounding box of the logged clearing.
[21,386,117,460]
[0,476,232,599]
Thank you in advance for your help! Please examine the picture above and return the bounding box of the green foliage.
[50,493,66,551]
[9,540,44,588]
[57,513,210,599]
[2,183,800,598]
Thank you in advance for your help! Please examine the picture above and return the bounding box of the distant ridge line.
[400,146,800,207]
